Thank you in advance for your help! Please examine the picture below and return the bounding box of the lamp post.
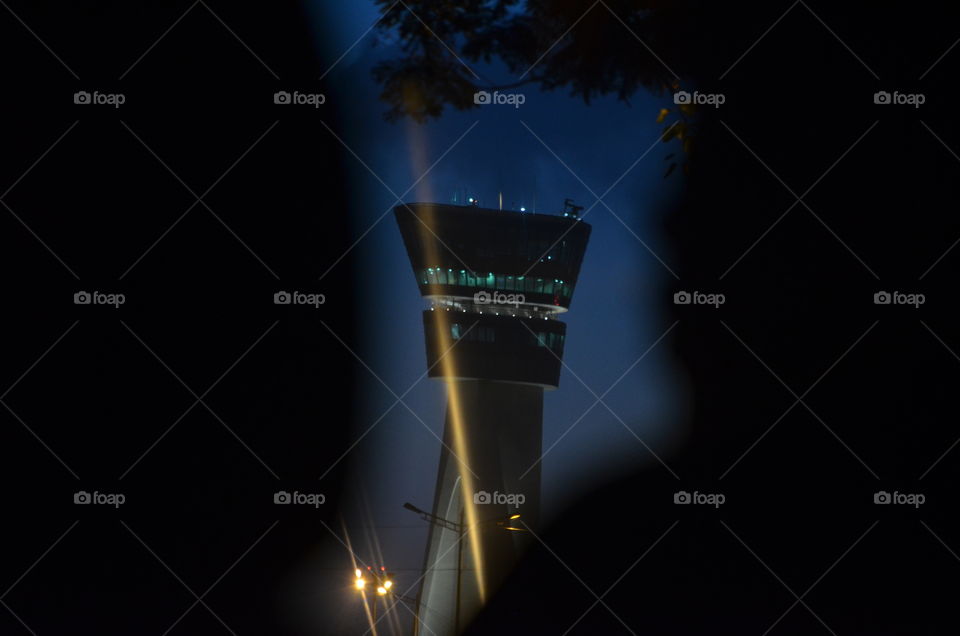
[354,566,394,626]
[403,502,525,633]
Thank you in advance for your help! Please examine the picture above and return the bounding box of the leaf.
[674,121,687,140]
[656,107,670,124]
[664,162,677,178]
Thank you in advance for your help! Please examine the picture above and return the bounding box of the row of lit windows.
[419,268,573,299]
[532,331,565,351]
[449,322,565,351]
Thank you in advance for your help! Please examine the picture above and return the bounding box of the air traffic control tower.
[396,201,591,635]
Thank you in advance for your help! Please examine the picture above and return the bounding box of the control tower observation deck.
[395,201,591,635]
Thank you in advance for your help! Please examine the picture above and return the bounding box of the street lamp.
[497,513,526,532]
[354,566,395,624]
[354,563,421,634]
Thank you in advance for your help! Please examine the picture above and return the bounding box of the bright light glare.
[355,569,362,578]
[376,586,387,595]
[384,580,393,589]
[355,578,365,590]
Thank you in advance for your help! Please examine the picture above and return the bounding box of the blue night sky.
[307,0,688,612]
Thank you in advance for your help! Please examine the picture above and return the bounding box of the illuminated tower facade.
[396,202,591,635]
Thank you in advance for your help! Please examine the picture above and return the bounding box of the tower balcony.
[396,202,591,312]
[422,308,567,388]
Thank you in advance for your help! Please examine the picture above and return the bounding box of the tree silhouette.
[372,0,691,122]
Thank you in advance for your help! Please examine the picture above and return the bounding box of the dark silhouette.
[2,3,355,634]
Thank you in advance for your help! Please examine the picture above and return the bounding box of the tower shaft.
[396,202,590,635]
